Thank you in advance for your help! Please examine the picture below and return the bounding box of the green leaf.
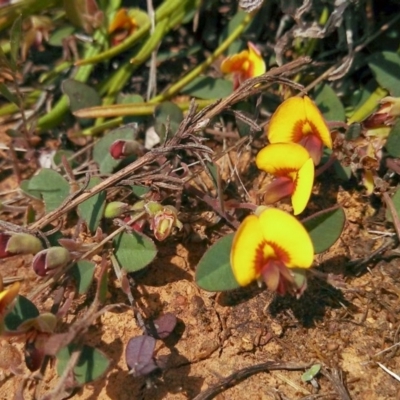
[314,84,345,121]
[70,260,96,294]
[53,150,79,168]
[48,25,76,47]
[333,160,352,181]
[301,364,321,382]
[303,208,346,254]
[154,101,183,141]
[181,77,233,99]
[368,51,400,97]
[4,295,39,331]
[233,101,257,137]
[93,123,139,174]
[77,177,106,233]
[62,79,101,113]
[386,120,400,158]
[56,345,109,385]
[131,185,150,198]
[117,94,146,124]
[205,161,219,190]
[20,179,42,200]
[219,10,247,53]
[0,83,18,105]
[385,187,400,223]
[9,16,22,69]
[195,233,240,291]
[28,169,70,213]
[113,231,157,273]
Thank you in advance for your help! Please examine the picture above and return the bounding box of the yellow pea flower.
[220,42,266,89]
[108,9,138,46]
[267,96,332,165]
[230,208,314,295]
[256,143,314,215]
[0,282,20,334]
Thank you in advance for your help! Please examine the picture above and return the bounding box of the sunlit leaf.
[368,51,400,97]
[28,169,70,213]
[302,364,321,382]
[303,207,346,254]
[56,345,110,385]
[113,231,157,273]
[314,84,345,121]
[125,335,158,377]
[386,120,400,158]
[77,177,106,233]
[70,260,96,294]
[181,77,233,99]
[4,295,39,331]
[195,233,240,291]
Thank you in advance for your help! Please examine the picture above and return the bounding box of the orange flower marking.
[230,208,314,295]
[256,143,314,215]
[220,42,266,89]
[109,9,138,46]
[267,96,332,165]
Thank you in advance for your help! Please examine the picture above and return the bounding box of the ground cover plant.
[1,0,400,398]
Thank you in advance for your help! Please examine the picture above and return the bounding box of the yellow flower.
[256,143,314,215]
[0,282,20,333]
[220,42,266,89]
[230,208,314,295]
[108,9,138,46]
[267,96,332,165]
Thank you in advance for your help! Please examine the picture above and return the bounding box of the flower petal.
[258,208,314,268]
[256,142,311,175]
[247,42,266,77]
[230,215,265,286]
[267,96,332,149]
[263,177,294,204]
[0,282,20,316]
[220,52,248,75]
[221,42,265,81]
[109,9,135,33]
[291,157,314,215]
[303,96,332,149]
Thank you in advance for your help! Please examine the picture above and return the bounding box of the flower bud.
[104,201,130,218]
[364,96,400,128]
[150,205,182,241]
[0,232,43,259]
[32,247,71,277]
[144,201,163,217]
[18,312,57,333]
[110,139,143,160]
